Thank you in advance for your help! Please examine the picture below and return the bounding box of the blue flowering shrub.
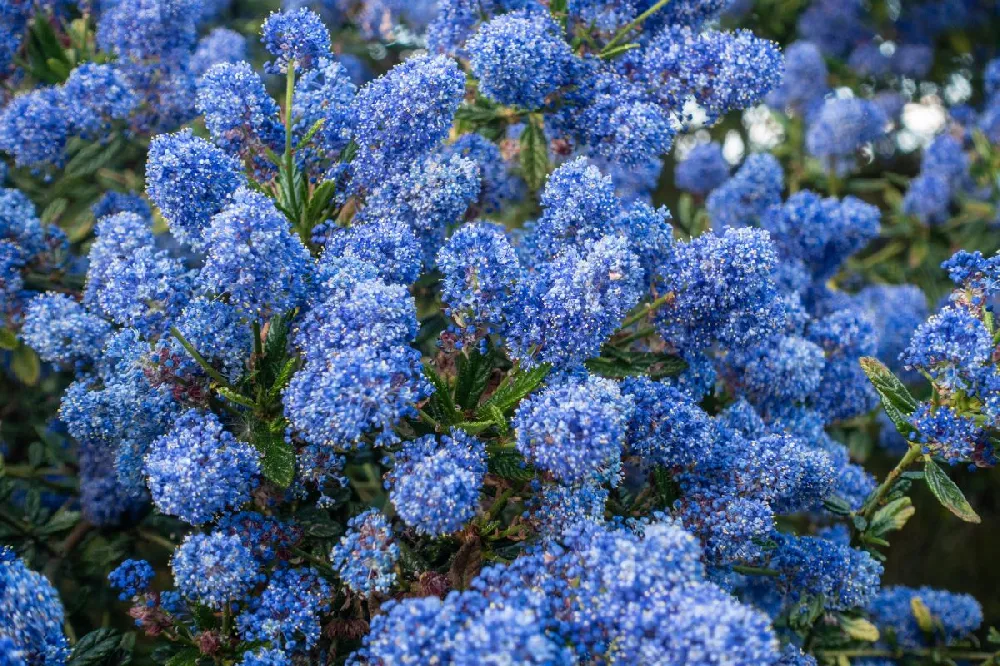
[1,0,1000,665]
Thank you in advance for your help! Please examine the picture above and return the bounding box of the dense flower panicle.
[513,374,632,486]
[145,129,247,251]
[769,534,883,611]
[108,559,155,600]
[321,219,423,285]
[902,172,951,224]
[636,26,783,123]
[198,188,312,321]
[726,334,826,403]
[196,62,285,165]
[868,587,983,649]
[0,88,70,169]
[763,191,881,280]
[358,152,481,260]
[83,212,156,308]
[509,235,644,367]
[766,41,828,112]
[172,532,261,609]
[190,28,249,77]
[261,9,331,73]
[284,345,430,450]
[62,64,138,138]
[350,54,465,189]
[94,245,193,338]
[166,298,252,383]
[96,0,199,62]
[466,12,576,110]
[525,481,608,537]
[903,306,993,390]
[388,430,487,536]
[706,152,784,229]
[437,222,521,330]
[21,294,111,367]
[622,377,715,468]
[806,97,888,163]
[675,142,730,195]
[330,509,399,596]
[0,548,69,666]
[908,403,981,464]
[237,648,291,666]
[655,226,783,353]
[236,567,331,651]
[943,249,1000,301]
[145,410,261,525]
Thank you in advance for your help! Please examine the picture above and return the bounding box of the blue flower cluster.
[1,548,69,666]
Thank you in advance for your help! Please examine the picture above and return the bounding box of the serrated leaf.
[586,351,686,380]
[519,115,549,191]
[454,347,493,410]
[215,386,256,410]
[860,357,917,437]
[924,459,980,523]
[12,343,40,385]
[68,629,123,666]
[304,179,339,227]
[841,616,880,642]
[423,366,461,425]
[488,449,533,481]
[253,430,296,488]
[476,363,550,420]
[191,604,218,631]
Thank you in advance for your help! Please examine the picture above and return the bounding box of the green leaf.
[924,459,980,523]
[0,328,17,350]
[68,629,125,666]
[39,509,81,535]
[868,496,915,537]
[840,616,880,642]
[423,366,461,425]
[519,114,549,191]
[488,449,533,481]
[476,363,550,420]
[304,179,338,228]
[214,386,256,410]
[586,350,686,380]
[12,343,40,386]
[911,596,936,633]
[164,648,201,666]
[454,347,493,410]
[859,357,918,437]
[191,604,218,631]
[253,429,296,488]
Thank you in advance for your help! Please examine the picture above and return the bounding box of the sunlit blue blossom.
[675,142,730,195]
[172,531,261,610]
[262,9,331,73]
[236,567,331,651]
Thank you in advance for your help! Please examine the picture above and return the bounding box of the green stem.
[137,529,176,552]
[293,547,336,576]
[170,326,233,390]
[860,444,922,520]
[284,62,299,225]
[602,0,672,52]
[621,292,674,329]
[732,565,779,577]
[418,408,441,431]
[486,488,515,522]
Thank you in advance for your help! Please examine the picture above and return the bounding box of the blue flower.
[513,373,632,486]
[172,532,262,610]
[21,294,111,368]
[330,510,399,595]
[146,129,246,251]
[706,153,784,230]
[236,567,331,651]
[108,559,155,600]
[766,41,829,112]
[868,587,982,649]
[0,548,70,666]
[388,430,486,537]
[622,376,715,468]
[350,54,465,189]
[467,11,576,109]
[145,410,260,525]
[198,187,312,321]
[190,28,249,77]
[261,8,331,73]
